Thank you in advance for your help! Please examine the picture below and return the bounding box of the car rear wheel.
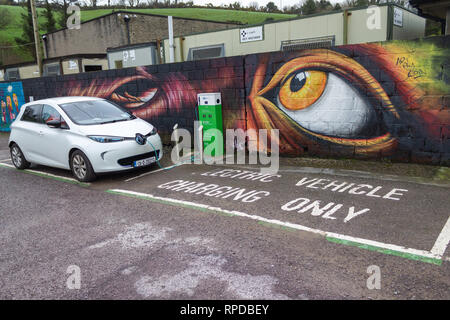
[70,150,96,182]
[10,143,30,170]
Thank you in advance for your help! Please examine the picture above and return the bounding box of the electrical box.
[197,92,223,157]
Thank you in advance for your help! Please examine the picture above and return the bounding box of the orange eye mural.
[278,71,327,111]
[47,37,448,165]
[248,49,401,156]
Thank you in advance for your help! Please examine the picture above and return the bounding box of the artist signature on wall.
[396,56,426,79]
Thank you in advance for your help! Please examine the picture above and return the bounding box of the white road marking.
[109,188,443,262]
[0,158,11,162]
[431,216,450,257]
[125,163,187,182]
[0,162,86,184]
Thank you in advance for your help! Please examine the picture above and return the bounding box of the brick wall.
[4,35,450,165]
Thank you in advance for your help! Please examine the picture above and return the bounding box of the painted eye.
[279,71,327,111]
[110,78,158,109]
[277,71,377,138]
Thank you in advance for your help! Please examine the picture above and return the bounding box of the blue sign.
[0,82,25,132]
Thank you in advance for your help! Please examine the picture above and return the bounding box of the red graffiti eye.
[110,78,158,109]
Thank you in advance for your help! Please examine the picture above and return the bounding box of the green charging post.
[197,92,224,157]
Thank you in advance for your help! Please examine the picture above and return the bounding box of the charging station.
[197,93,223,157]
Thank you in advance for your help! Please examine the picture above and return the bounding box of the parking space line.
[431,216,450,257]
[106,188,443,265]
[125,163,187,182]
[0,163,89,186]
[0,158,11,162]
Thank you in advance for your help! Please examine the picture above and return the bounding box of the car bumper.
[86,134,163,173]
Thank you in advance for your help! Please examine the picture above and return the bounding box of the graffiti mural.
[14,36,450,164]
[0,82,25,132]
[246,40,450,162]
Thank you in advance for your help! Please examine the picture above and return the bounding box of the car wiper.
[99,118,129,124]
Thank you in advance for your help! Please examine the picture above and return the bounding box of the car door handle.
[39,130,44,135]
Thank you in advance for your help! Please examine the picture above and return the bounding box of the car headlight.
[88,135,125,143]
[149,127,157,136]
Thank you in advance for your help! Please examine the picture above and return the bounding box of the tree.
[301,0,317,15]
[248,1,259,11]
[265,1,278,12]
[0,7,12,29]
[14,0,35,58]
[43,0,57,33]
[333,3,342,10]
[317,0,332,11]
[231,1,241,10]
[59,0,69,29]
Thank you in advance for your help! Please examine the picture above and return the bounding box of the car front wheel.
[10,143,30,170]
[70,150,96,182]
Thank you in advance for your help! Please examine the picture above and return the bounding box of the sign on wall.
[123,49,136,62]
[0,82,25,132]
[240,26,264,43]
[393,7,403,27]
[68,60,78,70]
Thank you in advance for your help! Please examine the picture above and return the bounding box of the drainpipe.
[446,7,450,35]
[156,39,162,64]
[179,37,185,62]
[343,10,349,45]
[124,15,131,45]
[168,16,175,63]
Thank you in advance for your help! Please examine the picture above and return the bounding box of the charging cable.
[146,138,195,171]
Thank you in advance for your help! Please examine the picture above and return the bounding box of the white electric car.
[8,96,163,182]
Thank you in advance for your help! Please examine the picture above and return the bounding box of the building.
[107,42,159,69]
[409,0,450,35]
[162,4,426,63]
[0,54,108,81]
[43,11,239,59]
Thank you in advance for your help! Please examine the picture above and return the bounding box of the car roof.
[28,96,104,105]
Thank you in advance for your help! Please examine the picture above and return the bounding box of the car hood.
[76,118,154,138]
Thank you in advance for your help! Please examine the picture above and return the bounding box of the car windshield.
[59,99,135,125]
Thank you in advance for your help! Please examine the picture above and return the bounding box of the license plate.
[133,156,156,167]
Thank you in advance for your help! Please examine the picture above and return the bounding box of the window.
[188,44,225,61]
[5,68,20,81]
[280,36,335,52]
[59,100,135,126]
[21,104,42,123]
[42,105,69,129]
[84,65,102,72]
[44,63,61,76]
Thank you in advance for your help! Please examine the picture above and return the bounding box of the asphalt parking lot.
[0,132,449,300]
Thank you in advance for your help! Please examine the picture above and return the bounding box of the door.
[16,104,44,163]
[38,104,71,169]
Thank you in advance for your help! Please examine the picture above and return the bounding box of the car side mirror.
[47,119,61,128]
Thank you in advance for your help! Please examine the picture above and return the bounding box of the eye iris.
[290,72,307,92]
[279,70,327,111]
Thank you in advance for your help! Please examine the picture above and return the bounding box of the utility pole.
[30,0,42,76]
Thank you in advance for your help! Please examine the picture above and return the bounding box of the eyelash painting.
[41,38,450,165]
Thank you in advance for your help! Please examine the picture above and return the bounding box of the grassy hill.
[0,5,296,65]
